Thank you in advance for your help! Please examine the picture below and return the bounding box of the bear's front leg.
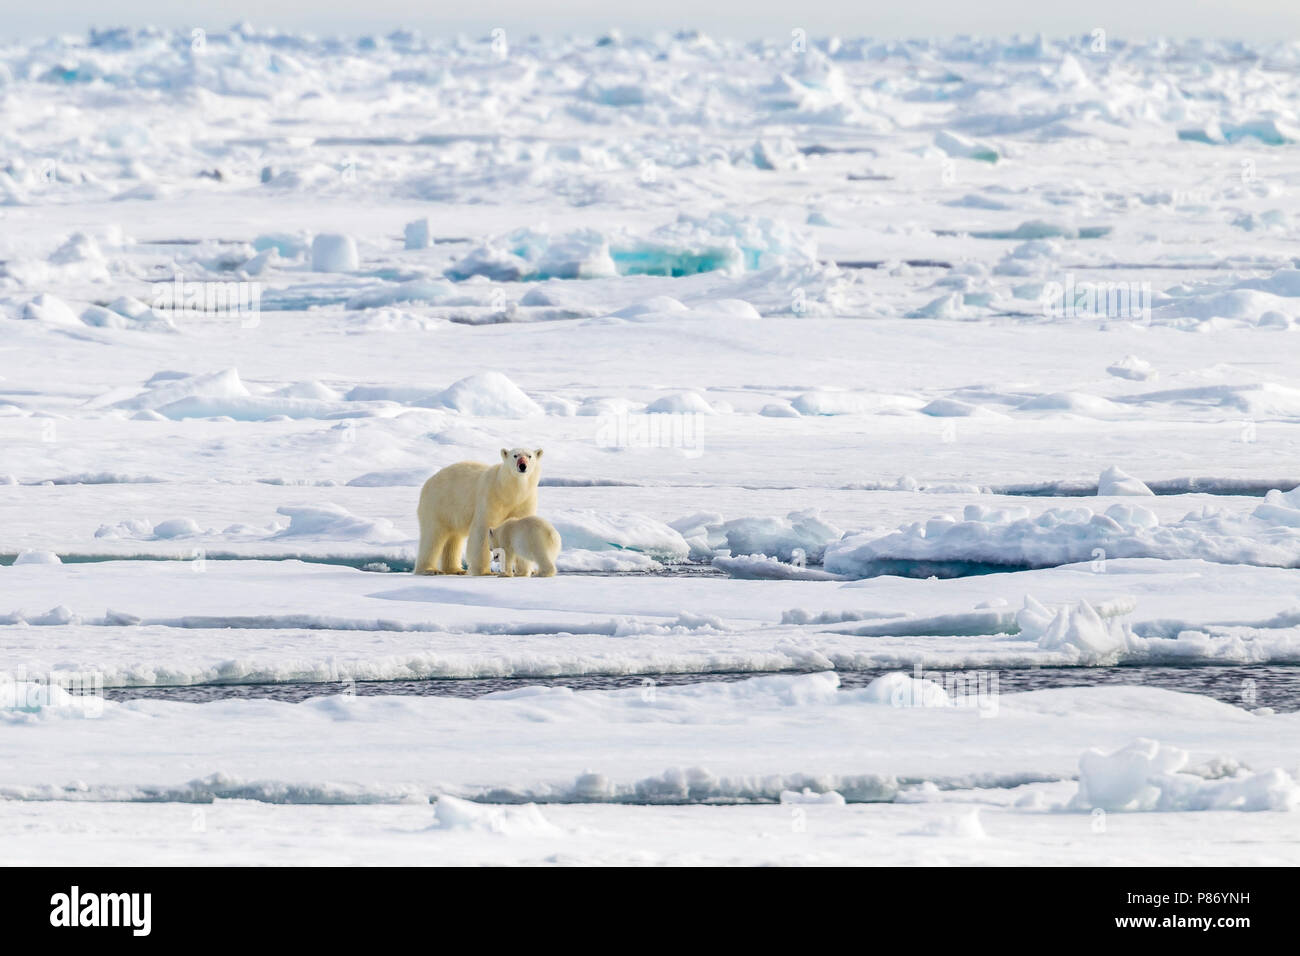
[466,522,492,576]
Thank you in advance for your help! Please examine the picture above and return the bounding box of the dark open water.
[94,663,1299,711]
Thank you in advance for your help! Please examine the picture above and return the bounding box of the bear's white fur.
[415,447,542,575]
[489,515,561,578]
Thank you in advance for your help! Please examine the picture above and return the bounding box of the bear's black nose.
[517,460,528,472]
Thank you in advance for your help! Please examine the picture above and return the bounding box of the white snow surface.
[3,24,1300,864]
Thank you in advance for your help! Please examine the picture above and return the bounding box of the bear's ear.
[534,448,544,459]
[500,448,509,460]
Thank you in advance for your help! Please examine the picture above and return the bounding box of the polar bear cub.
[415,448,542,576]
[489,516,561,577]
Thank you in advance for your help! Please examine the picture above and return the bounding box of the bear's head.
[501,447,543,476]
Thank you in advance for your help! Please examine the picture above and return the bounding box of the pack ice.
[2,25,1300,864]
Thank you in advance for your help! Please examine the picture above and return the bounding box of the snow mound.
[1073,738,1300,812]
[21,294,83,327]
[905,809,987,838]
[109,368,250,412]
[345,280,456,311]
[1253,486,1300,527]
[791,390,923,416]
[711,554,846,581]
[431,795,558,836]
[555,549,663,573]
[106,367,350,420]
[611,296,689,318]
[346,468,431,488]
[853,672,952,708]
[1107,355,1156,382]
[551,511,690,561]
[1016,392,1124,417]
[431,372,543,418]
[644,391,715,415]
[13,550,62,565]
[0,681,103,717]
[151,518,203,539]
[824,501,1300,576]
[273,504,406,543]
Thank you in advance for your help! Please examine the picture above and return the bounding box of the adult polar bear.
[415,448,542,575]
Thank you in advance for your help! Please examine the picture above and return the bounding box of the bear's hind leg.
[438,534,466,574]
[536,557,557,578]
[415,527,441,575]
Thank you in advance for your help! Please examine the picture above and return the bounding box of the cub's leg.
[536,557,557,578]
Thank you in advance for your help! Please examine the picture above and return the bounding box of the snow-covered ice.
[3,23,1300,865]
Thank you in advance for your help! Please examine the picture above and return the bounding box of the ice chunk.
[779,788,845,805]
[1098,466,1154,497]
[718,509,843,563]
[748,138,805,171]
[240,247,279,277]
[535,230,617,279]
[404,218,431,250]
[855,672,952,708]
[712,554,846,580]
[49,232,104,265]
[1034,599,1130,663]
[431,795,558,836]
[1106,355,1157,381]
[21,294,83,327]
[254,233,310,258]
[448,215,818,282]
[1073,738,1300,812]
[13,550,62,565]
[311,234,359,272]
[934,130,998,163]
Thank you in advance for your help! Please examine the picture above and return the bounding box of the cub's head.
[501,447,543,476]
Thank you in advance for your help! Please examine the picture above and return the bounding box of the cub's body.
[489,516,561,578]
